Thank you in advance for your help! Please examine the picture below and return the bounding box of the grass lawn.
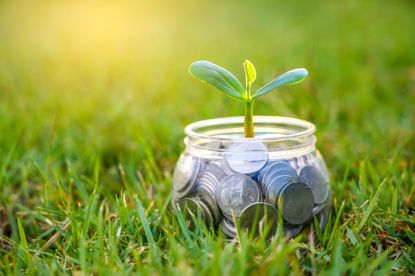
[0,0,414,274]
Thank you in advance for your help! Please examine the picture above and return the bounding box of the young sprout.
[189,60,308,138]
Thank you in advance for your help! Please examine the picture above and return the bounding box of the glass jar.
[173,116,331,240]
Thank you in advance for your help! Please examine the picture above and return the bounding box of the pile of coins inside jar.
[173,141,331,240]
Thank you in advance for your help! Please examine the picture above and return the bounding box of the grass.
[0,0,414,274]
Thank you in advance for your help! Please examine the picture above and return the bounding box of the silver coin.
[295,156,308,170]
[303,154,313,165]
[195,177,215,193]
[203,171,220,187]
[258,160,290,183]
[220,218,237,239]
[306,152,330,177]
[224,142,268,174]
[172,191,183,203]
[313,194,331,230]
[265,175,298,205]
[197,174,213,188]
[261,162,296,183]
[209,159,235,176]
[289,158,300,171]
[299,166,330,204]
[195,185,222,225]
[263,169,298,188]
[283,223,304,238]
[200,181,216,196]
[204,163,227,182]
[197,172,218,193]
[278,181,314,225]
[176,197,215,228]
[257,165,269,185]
[198,199,214,227]
[216,175,262,218]
[312,200,329,216]
[258,160,284,183]
[238,202,278,240]
[257,161,273,182]
[262,166,297,187]
[267,174,298,188]
[175,197,201,230]
[264,161,294,174]
[222,211,236,221]
[317,204,331,231]
[173,153,201,198]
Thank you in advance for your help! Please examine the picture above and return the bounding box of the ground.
[0,0,414,274]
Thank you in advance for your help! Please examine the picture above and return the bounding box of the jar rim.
[184,116,316,142]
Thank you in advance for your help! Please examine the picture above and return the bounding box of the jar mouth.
[185,116,315,142]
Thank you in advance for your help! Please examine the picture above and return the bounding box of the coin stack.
[173,141,331,240]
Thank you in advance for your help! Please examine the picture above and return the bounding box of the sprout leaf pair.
[189,60,308,137]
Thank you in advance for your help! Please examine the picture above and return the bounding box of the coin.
[196,175,214,190]
[263,169,297,188]
[194,168,223,225]
[312,202,327,216]
[173,153,201,198]
[216,175,262,219]
[220,218,237,239]
[209,159,235,176]
[195,185,222,225]
[278,181,314,225]
[265,175,298,205]
[175,197,200,230]
[198,172,219,192]
[283,223,304,238]
[257,165,269,185]
[313,194,331,230]
[294,156,308,169]
[317,204,330,231]
[238,202,278,240]
[307,152,330,177]
[224,142,268,174]
[264,161,294,174]
[258,160,291,183]
[204,162,227,182]
[176,197,215,228]
[261,163,297,187]
[289,158,300,171]
[299,166,330,204]
[198,199,214,227]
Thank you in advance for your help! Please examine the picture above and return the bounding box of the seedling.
[189,60,308,137]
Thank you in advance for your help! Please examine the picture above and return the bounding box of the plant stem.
[244,100,255,138]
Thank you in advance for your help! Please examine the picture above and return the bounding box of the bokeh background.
[1,0,414,169]
[0,0,414,272]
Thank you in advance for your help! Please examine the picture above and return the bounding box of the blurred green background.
[0,0,414,273]
[0,0,414,170]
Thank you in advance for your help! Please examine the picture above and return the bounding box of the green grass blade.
[356,178,386,233]
[134,196,155,246]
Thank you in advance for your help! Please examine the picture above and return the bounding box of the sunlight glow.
[2,1,173,60]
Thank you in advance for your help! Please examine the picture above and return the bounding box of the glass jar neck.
[184,116,317,159]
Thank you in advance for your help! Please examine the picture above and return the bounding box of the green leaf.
[346,225,358,246]
[134,196,156,246]
[356,178,386,233]
[254,68,308,98]
[189,61,245,101]
[244,60,256,88]
[17,218,28,249]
